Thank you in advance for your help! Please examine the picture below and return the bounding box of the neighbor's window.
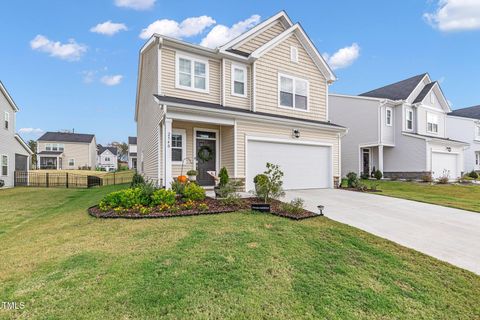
[386,107,393,126]
[68,159,75,167]
[105,157,110,162]
[476,125,480,140]
[427,113,439,133]
[4,112,9,130]
[279,74,308,110]
[290,46,298,63]
[406,108,413,130]
[232,64,246,97]
[476,152,480,166]
[171,129,186,163]
[177,54,208,92]
[46,144,52,151]
[1,155,7,176]
[58,144,64,151]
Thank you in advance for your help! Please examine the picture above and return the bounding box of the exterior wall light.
[293,129,300,138]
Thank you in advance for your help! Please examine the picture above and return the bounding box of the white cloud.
[139,16,216,39]
[19,128,44,135]
[100,75,123,86]
[90,21,127,36]
[424,0,480,31]
[30,35,87,61]
[114,0,155,10]
[322,43,360,70]
[200,14,261,48]
[82,70,97,83]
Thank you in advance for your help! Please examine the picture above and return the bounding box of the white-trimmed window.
[386,107,393,126]
[476,152,480,166]
[68,158,75,167]
[176,53,208,92]
[46,144,51,151]
[1,155,7,176]
[475,125,480,140]
[231,64,247,97]
[105,157,110,162]
[406,108,413,131]
[290,46,298,63]
[4,112,9,130]
[427,113,439,134]
[279,74,309,111]
[171,129,186,163]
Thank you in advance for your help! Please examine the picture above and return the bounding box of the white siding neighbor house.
[330,73,468,180]
[37,132,97,170]
[128,136,137,170]
[135,11,347,190]
[447,105,480,173]
[97,145,118,172]
[0,81,33,188]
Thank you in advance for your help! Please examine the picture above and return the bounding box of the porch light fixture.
[317,205,324,216]
[292,129,300,139]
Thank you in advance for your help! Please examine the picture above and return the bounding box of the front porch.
[359,145,389,177]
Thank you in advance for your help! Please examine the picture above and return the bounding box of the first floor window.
[476,152,480,166]
[279,74,308,110]
[427,113,439,133]
[4,112,9,130]
[68,159,75,167]
[406,109,413,130]
[386,107,392,126]
[171,130,185,162]
[1,155,7,176]
[177,55,208,91]
[105,157,110,162]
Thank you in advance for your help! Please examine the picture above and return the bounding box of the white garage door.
[246,139,332,191]
[431,152,458,179]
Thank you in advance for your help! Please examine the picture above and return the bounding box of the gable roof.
[0,81,19,112]
[128,136,137,144]
[449,105,480,120]
[15,134,34,155]
[359,73,428,100]
[38,132,95,143]
[97,145,118,156]
[413,81,437,104]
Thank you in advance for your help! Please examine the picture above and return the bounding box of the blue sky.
[1,0,480,144]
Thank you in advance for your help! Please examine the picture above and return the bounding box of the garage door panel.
[246,140,331,191]
[432,152,458,179]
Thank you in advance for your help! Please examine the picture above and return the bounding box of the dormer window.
[176,53,208,93]
[290,46,298,63]
[231,64,247,97]
[427,113,439,134]
[4,112,9,130]
[386,107,393,126]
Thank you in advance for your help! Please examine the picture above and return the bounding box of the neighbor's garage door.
[431,152,458,179]
[246,139,332,191]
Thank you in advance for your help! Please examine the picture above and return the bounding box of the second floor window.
[4,112,9,130]
[279,74,308,111]
[105,157,110,162]
[406,109,413,130]
[176,54,208,92]
[232,65,246,97]
[427,113,439,134]
[476,125,480,140]
[386,107,392,126]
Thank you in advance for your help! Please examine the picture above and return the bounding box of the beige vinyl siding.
[235,120,340,181]
[161,47,221,104]
[137,43,163,184]
[255,34,327,121]
[237,21,286,54]
[37,141,92,169]
[220,125,234,175]
[224,60,251,110]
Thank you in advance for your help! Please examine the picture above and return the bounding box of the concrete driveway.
[284,189,480,275]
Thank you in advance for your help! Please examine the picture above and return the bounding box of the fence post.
[114,172,116,185]
[66,172,69,188]
[46,173,49,188]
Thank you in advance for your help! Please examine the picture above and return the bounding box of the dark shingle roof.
[359,73,427,100]
[448,105,480,120]
[128,136,137,144]
[413,81,437,104]
[97,145,118,156]
[38,132,95,143]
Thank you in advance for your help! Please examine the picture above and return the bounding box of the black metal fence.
[14,171,112,188]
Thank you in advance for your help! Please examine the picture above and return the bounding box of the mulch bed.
[88,197,320,220]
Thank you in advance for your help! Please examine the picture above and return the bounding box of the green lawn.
[363,180,480,213]
[0,186,479,319]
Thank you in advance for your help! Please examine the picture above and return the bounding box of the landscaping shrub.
[138,181,156,206]
[220,193,242,206]
[346,172,358,188]
[99,188,143,210]
[170,180,185,195]
[468,170,479,179]
[197,203,209,212]
[437,170,450,184]
[219,167,229,187]
[356,181,368,192]
[151,189,176,206]
[131,173,145,187]
[421,173,433,183]
[279,198,305,214]
[370,182,379,191]
[360,172,370,180]
[183,183,206,201]
[374,170,383,180]
[253,163,285,203]
[217,179,242,199]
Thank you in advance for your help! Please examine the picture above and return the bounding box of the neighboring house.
[128,136,137,170]
[447,105,480,172]
[135,11,347,190]
[97,145,118,172]
[330,73,468,180]
[37,132,97,170]
[0,81,33,188]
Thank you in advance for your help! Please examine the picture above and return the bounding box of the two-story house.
[128,136,137,170]
[135,11,347,191]
[330,73,467,180]
[0,81,33,188]
[97,145,118,172]
[447,105,480,172]
[37,132,97,170]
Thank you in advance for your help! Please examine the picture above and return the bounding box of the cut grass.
[363,180,480,213]
[0,186,479,319]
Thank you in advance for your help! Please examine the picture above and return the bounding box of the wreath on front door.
[197,145,214,162]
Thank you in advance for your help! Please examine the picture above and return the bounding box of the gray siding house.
[330,73,467,180]
[97,145,118,172]
[0,81,33,188]
[447,105,480,172]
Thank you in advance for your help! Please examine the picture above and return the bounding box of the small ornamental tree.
[255,163,285,203]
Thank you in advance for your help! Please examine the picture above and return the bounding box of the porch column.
[378,145,384,174]
[164,118,173,188]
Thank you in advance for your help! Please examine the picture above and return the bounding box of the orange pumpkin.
[177,175,188,183]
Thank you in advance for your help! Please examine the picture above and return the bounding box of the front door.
[195,130,216,186]
[362,148,370,176]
